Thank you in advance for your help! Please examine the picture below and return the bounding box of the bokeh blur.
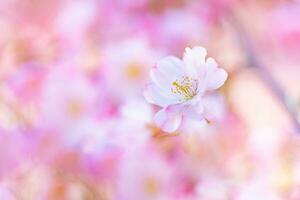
[0,0,300,199]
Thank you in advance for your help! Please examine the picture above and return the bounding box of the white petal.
[183,46,207,77]
[184,47,207,65]
[206,57,218,71]
[154,107,183,133]
[206,68,228,90]
[150,67,173,90]
[203,94,226,121]
[143,83,175,107]
[156,56,185,79]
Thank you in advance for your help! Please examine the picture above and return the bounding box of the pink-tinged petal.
[154,105,183,132]
[184,102,204,121]
[165,103,185,113]
[206,68,228,90]
[156,56,186,79]
[183,46,207,77]
[203,94,226,121]
[144,83,176,107]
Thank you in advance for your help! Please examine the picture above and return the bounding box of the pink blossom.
[6,63,46,102]
[40,65,96,128]
[144,47,227,132]
[102,37,162,99]
[117,146,174,200]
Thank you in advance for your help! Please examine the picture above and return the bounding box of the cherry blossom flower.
[144,46,227,132]
[152,9,207,52]
[41,65,96,128]
[102,37,162,99]
[117,146,173,200]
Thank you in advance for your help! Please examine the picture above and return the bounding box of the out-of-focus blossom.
[54,0,97,52]
[236,181,281,200]
[40,65,96,128]
[6,63,46,102]
[102,37,161,99]
[151,8,207,52]
[112,98,153,149]
[196,178,232,199]
[144,46,227,132]
[117,145,173,200]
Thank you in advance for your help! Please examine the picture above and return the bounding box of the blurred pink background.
[0,0,300,199]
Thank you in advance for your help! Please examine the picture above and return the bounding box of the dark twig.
[228,13,300,133]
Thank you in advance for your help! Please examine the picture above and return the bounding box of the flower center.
[144,177,159,197]
[126,62,142,80]
[66,100,84,118]
[171,76,197,101]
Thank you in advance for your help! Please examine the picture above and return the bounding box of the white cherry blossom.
[144,46,228,132]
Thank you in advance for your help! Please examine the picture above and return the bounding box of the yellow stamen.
[171,76,197,101]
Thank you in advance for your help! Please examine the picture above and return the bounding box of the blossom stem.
[228,13,300,133]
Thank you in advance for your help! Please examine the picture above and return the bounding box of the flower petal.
[203,94,225,121]
[184,102,204,121]
[144,83,177,107]
[154,106,183,132]
[206,68,228,90]
[183,46,207,77]
[156,56,185,79]
[206,57,218,72]
[150,67,173,90]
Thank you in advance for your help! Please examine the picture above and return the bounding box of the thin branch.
[228,13,300,133]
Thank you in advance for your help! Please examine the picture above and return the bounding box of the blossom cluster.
[0,0,300,199]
